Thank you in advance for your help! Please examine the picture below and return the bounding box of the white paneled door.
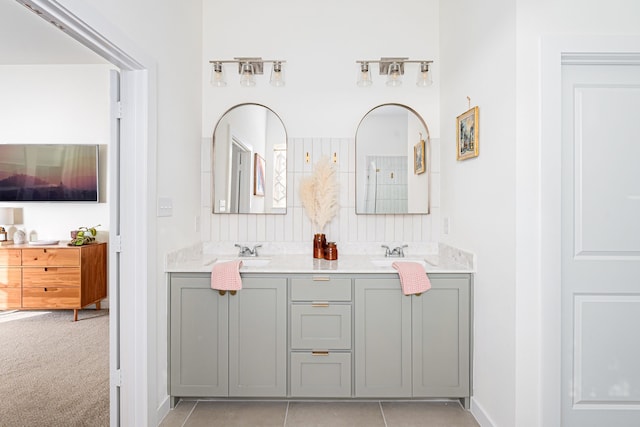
[561,60,640,426]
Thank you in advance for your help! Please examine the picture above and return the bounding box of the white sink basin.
[215,258,272,267]
[369,258,429,268]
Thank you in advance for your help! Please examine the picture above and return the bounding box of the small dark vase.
[313,233,326,259]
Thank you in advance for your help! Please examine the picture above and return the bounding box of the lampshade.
[239,62,256,87]
[0,207,14,225]
[386,62,403,87]
[210,62,227,87]
[416,62,433,87]
[357,62,373,87]
[270,61,285,87]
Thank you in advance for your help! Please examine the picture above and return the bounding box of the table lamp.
[0,207,14,242]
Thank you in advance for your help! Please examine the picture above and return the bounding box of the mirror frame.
[211,103,288,214]
[355,103,431,215]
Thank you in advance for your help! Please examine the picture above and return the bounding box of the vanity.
[167,101,473,406]
[166,250,473,408]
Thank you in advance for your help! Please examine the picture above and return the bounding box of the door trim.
[540,35,640,427]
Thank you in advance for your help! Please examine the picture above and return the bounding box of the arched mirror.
[212,103,287,214]
[355,104,430,214]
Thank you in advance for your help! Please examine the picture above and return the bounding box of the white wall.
[440,1,517,426]
[0,64,111,241]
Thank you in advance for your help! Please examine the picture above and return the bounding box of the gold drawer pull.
[312,302,329,307]
[312,276,330,282]
[312,351,329,356]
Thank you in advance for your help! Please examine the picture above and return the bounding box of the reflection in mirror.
[356,104,430,214]
[212,104,287,214]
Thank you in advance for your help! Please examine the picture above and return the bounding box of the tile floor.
[159,400,480,427]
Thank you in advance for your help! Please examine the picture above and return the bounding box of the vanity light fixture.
[355,58,433,87]
[209,57,287,87]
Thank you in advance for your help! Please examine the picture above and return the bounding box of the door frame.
[540,35,640,427]
[17,1,156,425]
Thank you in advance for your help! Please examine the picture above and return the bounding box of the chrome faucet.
[382,244,408,257]
[235,243,262,257]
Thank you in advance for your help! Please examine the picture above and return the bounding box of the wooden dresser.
[0,242,107,321]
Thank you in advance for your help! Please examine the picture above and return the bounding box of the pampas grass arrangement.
[299,156,339,234]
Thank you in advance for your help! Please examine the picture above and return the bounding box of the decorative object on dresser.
[0,207,14,242]
[69,224,100,246]
[0,242,107,321]
[12,229,27,244]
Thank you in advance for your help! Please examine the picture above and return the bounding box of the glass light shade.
[386,62,402,87]
[210,62,227,87]
[357,62,373,87]
[270,62,285,87]
[416,62,433,87]
[239,63,256,87]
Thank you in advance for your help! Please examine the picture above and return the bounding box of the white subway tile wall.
[202,137,440,244]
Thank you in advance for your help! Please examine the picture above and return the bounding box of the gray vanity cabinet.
[289,276,353,397]
[170,274,228,397]
[354,277,413,397]
[169,273,286,399]
[412,274,471,400]
[354,274,472,402]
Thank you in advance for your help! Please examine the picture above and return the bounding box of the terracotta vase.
[313,233,326,258]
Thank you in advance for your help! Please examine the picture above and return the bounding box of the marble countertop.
[165,242,475,275]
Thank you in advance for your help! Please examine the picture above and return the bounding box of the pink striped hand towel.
[392,261,431,296]
[211,260,243,291]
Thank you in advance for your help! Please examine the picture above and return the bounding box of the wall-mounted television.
[0,144,99,202]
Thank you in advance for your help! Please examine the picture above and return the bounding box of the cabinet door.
[228,277,287,397]
[170,274,228,396]
[412,274,470,397]
[355,278,412,397]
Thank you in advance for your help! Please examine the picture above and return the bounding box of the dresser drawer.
[22,267,81,287]
[0,267,21,287]
[22,286,80,308]
[21,248,80,267]
[0,249,21,266]
[291,304,351,349]
[291,277,351,301]
[0,287,21,309]
[290,352,351,397]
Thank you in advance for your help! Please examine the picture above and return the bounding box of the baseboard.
[471,398,497,427]
[156,395,170,426]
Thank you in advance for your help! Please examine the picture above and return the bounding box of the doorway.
[10,0,153,425]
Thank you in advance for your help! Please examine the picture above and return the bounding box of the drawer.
[291,277,351,301]
[22,267,81,287]
[0,267,21,287]
[22,286,80,308]
[21,248,80,267]
[291,304,351,349]
[290,352,351,397]
[0,249,21,266]
[0,287,21,309]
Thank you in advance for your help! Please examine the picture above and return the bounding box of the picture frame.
[414,139,426,174]
[253,153,265,196]
[456,106,479,160]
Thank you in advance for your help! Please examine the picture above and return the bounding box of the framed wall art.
[456,106,479,160]
[414,139,426,174]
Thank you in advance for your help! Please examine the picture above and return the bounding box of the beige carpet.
[0,309,109,427]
